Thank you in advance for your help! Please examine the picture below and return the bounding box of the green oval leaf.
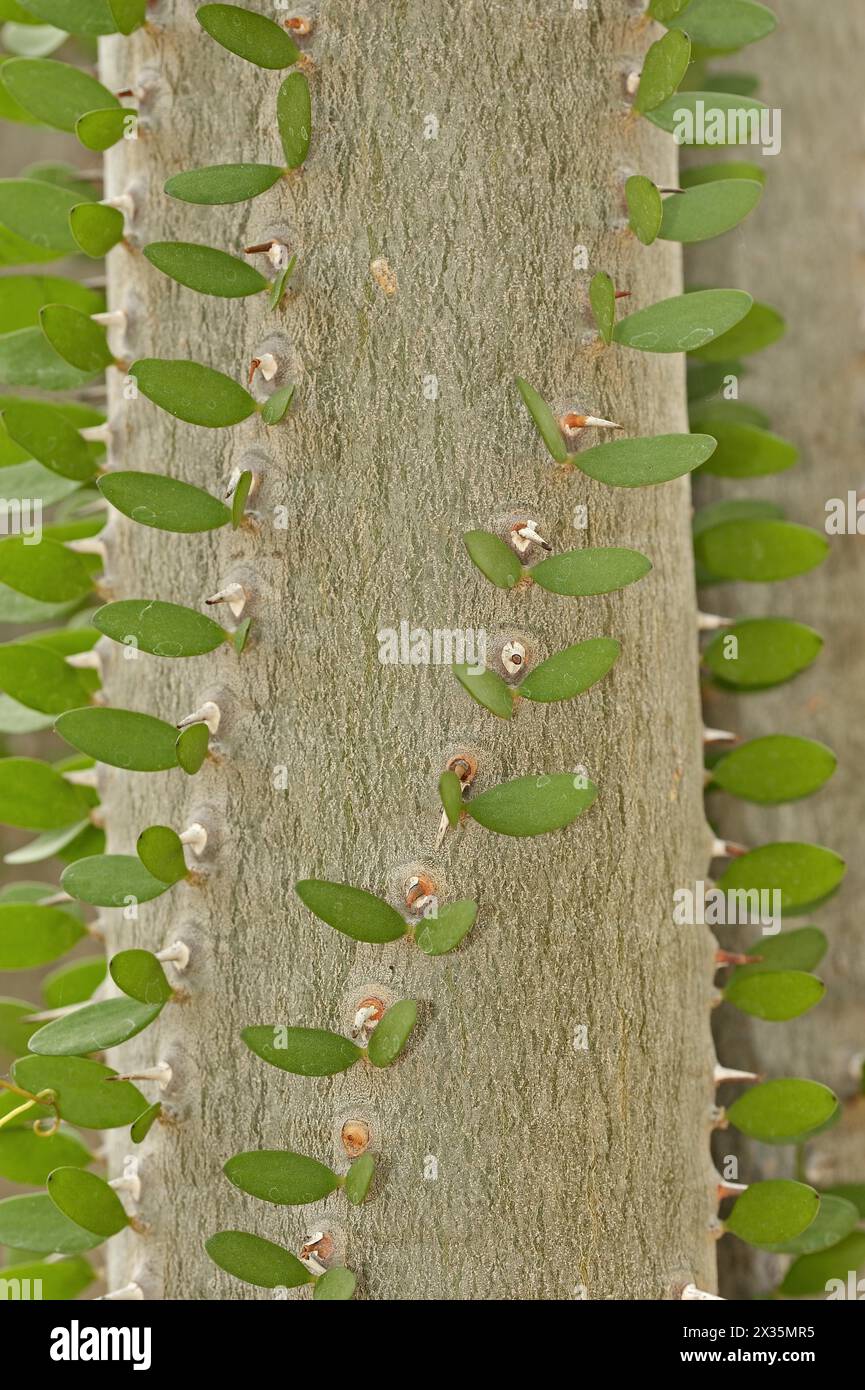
[165,163,283,206]
[130,358,256,428]
[0,1192,101,1255]
[698,420,797,477]
[0,994,38,1054]
[0,755,93,829]
[55,707,180,771]
[29,996,163,1055]
[136,825,188,886]
[438,769,462,828]
[0,903,84,968]
[626,174,663,246]
[278,71,310,168]
[242,1025,362,1077]
[726,1180,819,1249]
[144,241,268,298]
[0,536,93,602]
[0,641,93,714]
[515,376,568,462]
[0,1124,90,1185]
[823,1186,865,1220]
[711,736,836,804]
[13,1054,147,1130]
[130,1102,160,1144]
[0,1254,94,1300]
[648,0,690,18]
[468,772,598,838]
[724,970,826,1022]
[197,3,299,68]
[0,57,117,131]
[658,179,763,243]
[414,899,477,956]
[61,853,169,907]
[98,470,230,533]
[646,92,767,146]
[367,1000,417,1068]
[18,0,117,33]
[224,1150,339,1206]
[176,721,209,775]
[231,469,253,527]
[313,1266,357,1300]
[589,271,615,345]
[614,289,753,353]
[531,547,652,596]
[69,201,124,259]
[0,177,79,262]
[681,160,767,188]
[728,1079,839,1146]
[343,1154,375,1206]
[205,1230,312,1290]
[0,273,103,333]
[734,927,827,980]
[93,599,227,658]
[109,949,173,1006]
[519,637,620,703]
[696,519,829,583]
[261,382,295,425]
[453,663,514,720]
[47,1167,128,1238]
[781,1231,865,1296]
[720,842,845,917]
[575,433,715,487]
[690,300,784,361]
[43,956,106,1010]
[75,106,135,152]
[1,401,99,481]
[667,0,778,49]
[108,0,145,35]
[295,879,407,944]
[463,530,522,589]
[634,28,690,115]
[703,617,822,690]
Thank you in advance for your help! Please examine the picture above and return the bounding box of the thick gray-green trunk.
[689,0,865,1298]
[101,1,716,1300]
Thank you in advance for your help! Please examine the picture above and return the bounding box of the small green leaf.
[205,1230,312,1290]
[438,769,463,828]
[0,536,93,603]
[453,663,514,720]
[734,927,827,980]
[0,755,93,829]
[13,1054,147,1130]
[0,177,79,263]
[781,1232,865,1297]
[703,617,822,691]
[43,956,106,1009]
[130,1102,160,1144]
[1,401,99,481]
[344,1154,375,1206]
[710,736,836,804]
[690,300,784,361]
[231,470,253,528]
[108,0,146,35]
[0,273,103,334]
[28,997,163,1055]
[242,1025,363,1077]
[110,949,173,1006]
[515,376,568,462]
[0,1254,94,1300]
[728,1079,839,1146]
[0,903,84,969]
[0,322,97,389]
[823,1186,865,1220]
[0,57,118,131]
[681,160,766,188]
[0,1123,90,1185]
[93,599,227,658]
[414,899,477,956]
[531,547,652,596]
[61,853,170,907]
[278,71,311,168]
[467,772,598,838]
[75,106,136,152]
[658,179,763,243]
[463,530,522,590]
[647,0,689,26]
[614,289,752,353]
[165,163,284,206]
[695,519,828,583]
[726,1181,819,1249]
[698,421,797,478]
[196,4,300,69]
[367,1000,417,1068]
[233,618,251,654]
[176,721,209,775]
[144,241,268,298]
[130,359,256,428]
[98,471,231,533]
[646,93,768,146]
[519,637,620,703]
[295,879,407,944]
[589,271,615,345]
[269,253,296,310]
[69,202,124,259]
[261,383,295,425]
[575,433,715,487]
[0,641,93,714]
[136,825,188,885]
[17,0,118,33]
[0,994,39,1054]
[313,1266,357,1301]
[634,28,690,115]
[719,842,846,917]
[667,0,778,49]
[626,175,663,246]
[0,1192,101,1256]
[55,707,180,771]
[724,970,825,1022]
[47,1167,128,1238]
[224,1150,340,1205]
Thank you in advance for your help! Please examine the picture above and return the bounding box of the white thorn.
[848,1050,865,1082]
[434,807,450,851]
[681,1284,725,1301]
[176,700,220,735]
[37,890,74,907]
[267,241,289,270]
[511,519,552,555]
[80,423,111,444]
[698,611,733,631]
[24,1002,80,1022]
[582,415,621,429]
[91,309,126,329]
[625,69,640,96]
[156,940,190,971]
[66,539,107,562]
[98,1283,144,1301]
[109,1162,141,1203]
[703,726,737,744]
[179,823,207,856]
[352,1004,380,1042]
[224,467,242,499]
[66,650,103,673]
[710,837,748,859]
[714,1065,759,1086]
[101,194,133,219]
[716,1177,748,1198]
[111,1063,172,1089]
[252,352,278,383]
[204,583,247,618]
[709,1105,727,1129]
[63,769,100,788]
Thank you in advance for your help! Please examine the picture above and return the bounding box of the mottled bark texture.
[100,1,716,1300]
[688,0,865,1298]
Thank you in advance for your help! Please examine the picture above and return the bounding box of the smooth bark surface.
[101,2,716,1300]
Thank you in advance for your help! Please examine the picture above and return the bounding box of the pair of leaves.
[632,179,763,245]
[242,1000,417,1077]
[55,707,210,775]
[695,518,828,583]
[224,1149,374,1208]
[703,617,822,691]
[463,531,652,597]
[444,772,598,839]
[12,1054,147,1130]
[295,878,477,956]
[206,1230,355,1299]
[454,637,620,720]
[727,1079,839,1146]
[0,57,122,147]
[709,735,836,804]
